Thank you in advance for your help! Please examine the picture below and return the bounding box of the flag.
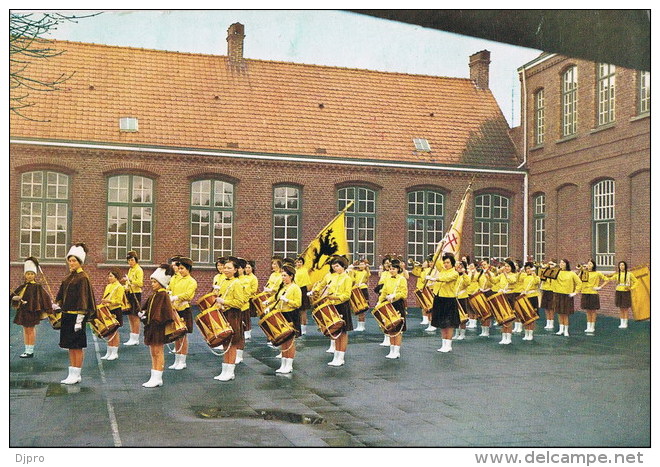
[299,209,351,285]
[430,182,472,270]
[630,265,650,321]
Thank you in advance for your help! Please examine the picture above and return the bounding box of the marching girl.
[520,262,541,341]
[511,261,528,335]
[11,257,51,358]
[464,262,481,329]
[410,257,433,327]
[540,260,557,331]
[122,250,144,346]
[552,259,581,337]
[376,259,408,358]
[264,265,302,374]
[377,256,394,343]
[320,256,353,366]
[53,243,97,385]
[214,257,248,381]
[453,260,471,341]
[610,261,638,329]
[309,264,340,354]
[349,258,371,332]
[294,256,311,335]
[167,257,197,370]
[494,259,519,345]
[233,258,253,363]
[99,268,129,360]
[264,257,284,295]
[476,259,498,337]
[430,254,460,353]
[580,259,610,333]
[241,259,259,340]
[139,264,177,388]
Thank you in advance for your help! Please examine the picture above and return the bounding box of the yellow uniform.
[378,274,408,304]
[412,266,432,290]
[167,274,198,311]
[552,271,581,295]
[294,267,311,290]
[432,268,459,298]
[126,264,143,293]
[267,282,302,313]
[217,276,248,311]
[465,271,480,295]
[324,272,352,306]
[521,274,541,299]
[496,272,518,293]
[102,282,128,310]
[610,272,638,292]
[581,271,610,294]
[265,271,282,292]
[351,269,370,290]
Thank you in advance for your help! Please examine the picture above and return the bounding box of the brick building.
[10,23,534,303]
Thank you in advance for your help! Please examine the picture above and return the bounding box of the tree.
[10,11,99,120]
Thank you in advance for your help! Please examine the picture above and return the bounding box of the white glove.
[306,291,314,297]
[264,287,273,293]
[212,285,221,290]
[51,303,61,311]
[216,297,224,305]
[11,295,21,302]
[261,301,269,306]
[594,286,602,291]
[264,307,271,314]
[569,292,577,297]
[386,294,395,302]
[425,275,437,281]
[137,310,145,319]
[74,314,84,331]
[281,296,289,303]
[170,295,178,302]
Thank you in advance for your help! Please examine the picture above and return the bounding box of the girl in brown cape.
[139,264,177,388]
[11,257,52,358]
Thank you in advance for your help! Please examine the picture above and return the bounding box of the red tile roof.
[10,40,520,168]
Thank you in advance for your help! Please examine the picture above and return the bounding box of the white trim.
[10,139,527,176]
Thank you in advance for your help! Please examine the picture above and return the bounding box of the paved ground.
[9,307,650,449]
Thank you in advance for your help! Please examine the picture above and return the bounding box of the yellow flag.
[631,265,650,321]
[299,210,351,285]
[430,183,472,270]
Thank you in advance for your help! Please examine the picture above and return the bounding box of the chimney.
[469,50,491,90]
[227,23,245,62]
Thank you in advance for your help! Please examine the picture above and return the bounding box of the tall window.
[107,175,153,262]
[562,66,578,137]
[534,89,545,145]
[273,185,301,259]
[597,63,616,126]
[407,190,444,262]
[474,194,510,261]
[338,187,376,265]
[190,179,234,263]
[639,70,651,114]
[593,180,615,269]
[533,194,546,262]
[19,171,69,259]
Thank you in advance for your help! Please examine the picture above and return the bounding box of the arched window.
[190,179,234,263]
[474,193,510,262]
[107,175,154,262]
[533,194,546,262]
[534,89,545,145]
[273,185,301,259]
[592,179,615,268]
[561,66,578,137]
[407,189,444,262]
[597,63,616,126]
[19,171,70,259]
[638,70,650,115]
[337,186,376,265]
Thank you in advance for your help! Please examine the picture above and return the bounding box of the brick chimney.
[469,50,491,90]
[227,23,245,62]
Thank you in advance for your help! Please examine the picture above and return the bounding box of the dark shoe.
[19,352,33,358]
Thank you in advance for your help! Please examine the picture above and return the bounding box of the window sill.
[630,113,650,123]
[529,144,544,152]
[556,134,578,144]
[590,123,616,134]
[97,263,161,269]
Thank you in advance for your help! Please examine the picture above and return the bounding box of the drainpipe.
[517,65,529,261]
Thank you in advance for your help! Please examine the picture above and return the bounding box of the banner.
[631,265,650,321]
[430,181,472,270]
[299,209,351,285]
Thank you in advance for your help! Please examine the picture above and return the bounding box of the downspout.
[517,65,529,261]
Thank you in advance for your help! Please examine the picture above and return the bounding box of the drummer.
[464,261,481,330]
[99,268,129,361]
[123,250,144,346]
[349,258,371,332]
[452,260,471,341]
[476,259,498,337]
[214,257,248,381]
[166,256,197,370]
[234,258,253,363]
[410,256,433,327]
[511,260,528,336]
[494,259,519,345]
[540,259,557,331]
[264,264,302,374]
[376,258,408,359]
[318,256,353,366]
[520,262,541,341]
[294,256,311,335]
[264,257,284,295]
[376,255,393,346]
[139,264,177,388]
[241,259,259,340]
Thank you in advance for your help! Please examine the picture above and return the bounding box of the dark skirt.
[242,307,252,331]
[615,290,632,309]
[13,308,43,327]
[178,308,194,334]
[225,308,245,347]
[144,322,168,346]
[336,301,354,332]
[360,287,370,304]
[59,313,87,349]
[528,296,539,309]
[554,293,575,315]
[282,308,302,337]
[391,298,407,332]
[541,290,554,310]
[581,293,600,310]
[110,307,124,327]
[300,286,311,311]
[431,296,460,329]
[124,292,142,315]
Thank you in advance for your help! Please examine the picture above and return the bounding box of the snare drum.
[258,310,296,346]
[196,292,219,313]
[251,291,274,318]
[468,290,492,320]
[414,286,435,312]
[164,312,187,343]
[47,310,62,330]
[90,304,120,338]
[513,294,539,325]
[349,287,369,315]
[457,299,469,324]
[371,301,404,335]
[312,302,345,336]
[486,292,516,326]
[195,307,233,348]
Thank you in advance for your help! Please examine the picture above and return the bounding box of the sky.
[43,9,543,128]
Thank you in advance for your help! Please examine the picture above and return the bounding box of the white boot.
[385,345,395,358]
[244,329,252,340]
[514,322,523,333]
[101,347,112,360]
[379,334,390,346]
[124,333,139,346]
[499,333,508,344]
[328,351,345,366]
[479,325,490,337]
[526,330,534,341]
[106,346,119,361]
[619,319,628,329]
[356,321,365,332]
[142,369,163,388]
[235,349,244,364]
[386,345,400,359]
[420,315,429,325]
[61,366,81,385]
[168,354,181,369]
[556,324,565,335]
[545,320,554,330]
[275,357,287,373]
[174,354,187,370]
[454,328,466,340]
[425,324,437,332]
[506,333,512,344]
[563,326,569,337]
[214,363,236,381]
[279,358,293,374]
[326,339,336,353]
[301,324,307,335]
[437,339,452,353]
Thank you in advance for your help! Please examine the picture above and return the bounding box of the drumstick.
[37,265,56,302]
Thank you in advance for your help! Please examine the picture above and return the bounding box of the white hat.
[67,244,87,264]
[24,257,38,275]
[150,267,173,288]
